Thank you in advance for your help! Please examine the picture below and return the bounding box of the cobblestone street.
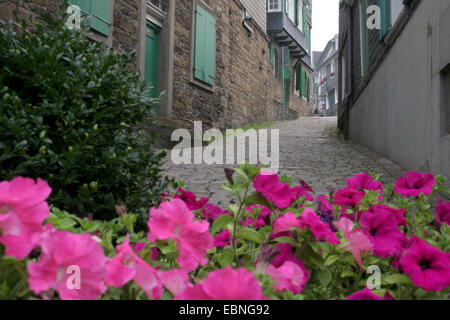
[162,117,406,207]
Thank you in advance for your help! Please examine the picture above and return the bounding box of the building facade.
[313,34,339,116]
[0,0,315,129]
[338,0,450,178]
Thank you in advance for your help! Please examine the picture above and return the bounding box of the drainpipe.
[346,2,353,140]
[281,47,285,120]
[242,9,253,34]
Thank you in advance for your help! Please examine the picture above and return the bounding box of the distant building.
[0,0,315,129]
[313,35,339,116]
[338,0,450,178]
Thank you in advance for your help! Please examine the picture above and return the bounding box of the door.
[144,22,160,98]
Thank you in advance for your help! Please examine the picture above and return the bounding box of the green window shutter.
[302,4,306,32]
[194,5,215,86]
[307,77,311,101]
[194,6,207,83]
[90,0,111,36]
[294,0,299,25]
[68,0,110,36]
[301,66,306,96]
[270,43,275,62]
[378,0,390,40]
[296,64,301,90]
[204,13,216,86]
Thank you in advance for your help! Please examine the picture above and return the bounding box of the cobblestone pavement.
[162,117,405,208]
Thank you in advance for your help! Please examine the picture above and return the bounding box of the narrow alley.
[162,117,405,206]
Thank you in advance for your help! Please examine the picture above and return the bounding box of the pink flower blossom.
[399,237,450,291]
[0,177,52,260]
[366,204,406,227]
[214,229,231,248]
[28,230,107,300]
[175,267,266,300]
[173,188,208,210]
[291,185,314,202]
[346,173,383,192]
[435,199,450,225]
[105,235,162,299]
[253,170,293,209]
[202,203,223,223]
[266,261,307,294]
[147,198,213,272]
[360,210,405,258]
[345,287,385,300]
[394,172,436,197]
[158,269,190,296]
[335,217,373,268]
[333,188,365,208]
[270,212,301,238]
[299,208,339,245]
[245,205,271,228]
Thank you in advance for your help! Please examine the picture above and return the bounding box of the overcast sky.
[312,0,340,52]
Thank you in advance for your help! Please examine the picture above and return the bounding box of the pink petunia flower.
[435,199,450,225]
[174,267,267,300]
[202,203,223,224]
[399,236,450,291]
[214,229,232,248]
[346,173,383,192]
[173,188,208,211]
[291,185,314,202]
[245,205,271,228]
[334,217,373,268]
[270,212,301,238]
[366,204,406,227]
[28,230,107,300]
[0,177,51,260]
[147,198,213,272]
[394,172,436,197]
[158,269,190,297]
[105,235,162,299]
[299,208,339,245]
[345,286,385,300]
[266,261,307,294]
[360,210,405,258]
[253,170,293,209]
[333,188,365,208]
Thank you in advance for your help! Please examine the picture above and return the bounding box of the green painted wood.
[90,0,110,36]
[144,22,161,98]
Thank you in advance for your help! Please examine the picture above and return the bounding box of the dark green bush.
[0,9,171,224]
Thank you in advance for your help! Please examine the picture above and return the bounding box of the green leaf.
[274,236,298,246]
[218,249,234,268]
[384,274,412,285]
[341,270,356,278]
[57,217,77,230]
[237,227,263,244]
[245,192,271,207]
[211,214,233,234]
[318,268,332,287]
[324,255,339,267]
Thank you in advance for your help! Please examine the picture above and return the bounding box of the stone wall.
[172,0,313,129]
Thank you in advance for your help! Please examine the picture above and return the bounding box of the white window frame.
[267,0,282,12]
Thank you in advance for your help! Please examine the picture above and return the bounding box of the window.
[193,5,216,86]
[444,68,450,135]
[268,0,281,12]
[329,89,336,108]
[390,0,405,25]
[360,0,369,77]
[297,0,303,31]
[379,0,405,39]
[68,0,111,36]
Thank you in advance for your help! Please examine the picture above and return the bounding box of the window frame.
[267,0,282,12]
